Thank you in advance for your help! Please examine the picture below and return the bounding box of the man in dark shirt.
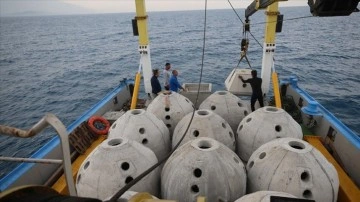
[151,69,161,97]
[239,70,264,111]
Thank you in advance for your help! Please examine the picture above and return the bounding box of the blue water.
[0,7,359,178]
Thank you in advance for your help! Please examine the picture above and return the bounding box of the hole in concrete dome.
[108,139,122,146]
[166,124,172,128]
[191,185,199,193]
[239,125,243,131]
[275,125,282,132]
[266,107,278,112]
[248,161,254,168]
[197,110,209,116]
[259,152,266,159]
[289,141,305,150]
[301,171,310,182]
[142,138,148,144]
[165,115,171,120]
[112,123,117,129]
[238,102,243,107]
[218,91,227,95]
[233,156,239,164]
[193,130,199,137]
[125,176,133,184]
[244,111,248,116]
[222,123,226,128]
[276,136,281,138]
[229,132,233,138]
[77,174,81,183]
[194,168,202,178]
[165,107,170,112]
[121,162,130,171]
[197,140,212,149]
[131,109,142,115]
[246,117,252,122]
[303,189,312,199]
[139,127,145,134]
[84,161,90,170]
[211,105,216,110]
[242,83,247,88]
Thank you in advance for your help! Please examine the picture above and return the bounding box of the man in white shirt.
[163,62,171,90]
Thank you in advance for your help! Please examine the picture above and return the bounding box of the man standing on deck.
[169,70,185,92]
[239,70,264,111]
[163,62,171,90]
[151,69,161,98]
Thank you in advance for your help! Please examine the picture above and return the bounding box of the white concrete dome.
[108,109,170,161]
[162,137,247,202]
[235,191,296,202]
[199,90,250,132]
[246,138,339,202]
[236,106,303,162]
[76,137,160,200]
[172,109,236,151]
[147,91,194,135]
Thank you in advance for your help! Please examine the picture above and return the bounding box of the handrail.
[0,113,76,196]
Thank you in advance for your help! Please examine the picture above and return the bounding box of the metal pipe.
[0,113,77,196]
[272,72,282,108]
[0,157,62,164]
[130,71,142,109]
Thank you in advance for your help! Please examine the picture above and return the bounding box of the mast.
[261,2,279,97]
[245,0,284,108]
[131,0,152,109]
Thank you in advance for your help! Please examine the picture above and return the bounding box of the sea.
[0,7,359,179]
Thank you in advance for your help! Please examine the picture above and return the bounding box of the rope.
[251,15,314,25]
[106,0,209,201]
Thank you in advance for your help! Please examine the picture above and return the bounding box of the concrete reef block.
[162,137,246,202]
[108,109,170,160]
[172,109,236,151]
[147,91,194,135]
[76,137,160,200]
[199,91,250,133]
[247,138,339,202]
[237,106,303,162]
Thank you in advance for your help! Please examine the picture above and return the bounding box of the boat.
[1,0,359,201]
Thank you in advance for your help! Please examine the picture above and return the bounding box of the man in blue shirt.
[169,70,185,92]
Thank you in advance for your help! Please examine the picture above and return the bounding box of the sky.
[0,0,308,17]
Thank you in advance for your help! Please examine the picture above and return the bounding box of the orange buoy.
[87,116,110,136]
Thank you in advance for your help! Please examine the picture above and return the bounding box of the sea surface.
[0,7,359,179]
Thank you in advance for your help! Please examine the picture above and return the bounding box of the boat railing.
[0,113,76,196]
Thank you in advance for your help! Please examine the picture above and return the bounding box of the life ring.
[87,116,110,136]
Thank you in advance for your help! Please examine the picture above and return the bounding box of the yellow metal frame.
[130,72,142,109]
[264,3,279,43]
[135,0,149,45]
[272,72,282,108]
